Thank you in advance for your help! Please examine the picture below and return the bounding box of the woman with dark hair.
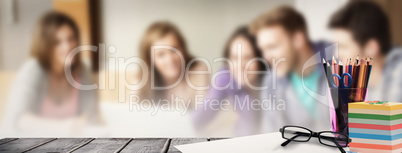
[192,26,266,136]
[2,12,101,135]
[137,21,209,105]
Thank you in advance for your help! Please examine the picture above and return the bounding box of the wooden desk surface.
[0,138,227,153]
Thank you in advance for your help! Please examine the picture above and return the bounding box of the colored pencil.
[339,60,344,86]
[345,59,349,85]
[332,56,338,86]
[348,58,353,75]
[356,55,359,65]
[357,58,366,88]
[365,57,373,88]
[353,57,360,88]
[323,58,331,85]
[349,58,353,84]
[326,62,333,86]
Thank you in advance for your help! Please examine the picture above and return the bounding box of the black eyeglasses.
[279,126,351,153]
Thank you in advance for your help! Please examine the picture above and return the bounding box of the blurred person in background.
[192,26,266,136]
[138,21,209,108]
[1,12,101,136]
[250,6,332,133]
[329,0,402,102]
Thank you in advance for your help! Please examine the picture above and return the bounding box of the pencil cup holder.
[329,87,367,136]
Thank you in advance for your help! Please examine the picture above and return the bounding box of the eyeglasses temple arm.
[281,135,299,146]
[330,138,346,153]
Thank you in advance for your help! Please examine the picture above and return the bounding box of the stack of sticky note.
[348,101,402,153]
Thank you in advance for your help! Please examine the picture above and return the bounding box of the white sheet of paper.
[176,132,347,153]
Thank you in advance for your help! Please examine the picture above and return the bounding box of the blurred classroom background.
[0,0,401,137]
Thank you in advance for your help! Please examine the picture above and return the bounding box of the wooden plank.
[25,138,93,153]
[0,138,18,145]
[119,138,169,153]
[208,138,228,141]
[168,138,207,153]
[73,138,131,153]
[113,138,133,153]
[0,138,55,153]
